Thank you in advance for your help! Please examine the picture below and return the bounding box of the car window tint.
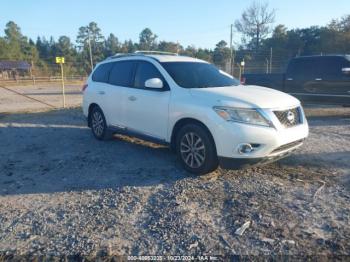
[92,63,113,83]
[161,62,239,88]
[318,57,348,78]
[134,61,164,88]
[109,61,135,87]
[288,58,316,78]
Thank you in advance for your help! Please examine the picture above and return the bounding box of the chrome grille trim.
[273,107,301,127]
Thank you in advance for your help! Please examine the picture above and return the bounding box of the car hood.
[189,85,300,109]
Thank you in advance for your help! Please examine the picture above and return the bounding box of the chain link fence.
[0,52,292,113]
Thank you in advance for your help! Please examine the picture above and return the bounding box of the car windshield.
[161,62,240,88]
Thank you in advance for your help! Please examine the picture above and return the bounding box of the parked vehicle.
[243,55,350,106]
[82,51,309,175]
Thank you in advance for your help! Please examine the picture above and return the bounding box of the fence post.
[60,63,66,108]
[237,63,242,82]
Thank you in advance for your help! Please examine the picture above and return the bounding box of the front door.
[312,56,350,105]
[121,61,170,140]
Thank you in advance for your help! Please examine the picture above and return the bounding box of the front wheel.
[176,124,218,175]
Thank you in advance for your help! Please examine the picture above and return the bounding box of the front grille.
[273,107,301,127]
[271,139,304,154]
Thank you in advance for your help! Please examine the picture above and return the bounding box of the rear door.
[121,60,170,140]
[90,62,114,117]
[105,60,136,127]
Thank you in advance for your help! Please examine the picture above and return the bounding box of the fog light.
[238,143,254,154]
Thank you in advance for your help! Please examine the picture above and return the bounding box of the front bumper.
[211,106,309,160]
[219,139,304,169]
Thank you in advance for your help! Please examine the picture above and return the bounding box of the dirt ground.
[0,83,82,113]
[0,102,349,258]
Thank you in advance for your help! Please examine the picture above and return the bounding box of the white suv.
[83,51,309,174]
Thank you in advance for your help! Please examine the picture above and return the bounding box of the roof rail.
[106,53,137,60]
[106,50,179,61]
[134,50,178,56]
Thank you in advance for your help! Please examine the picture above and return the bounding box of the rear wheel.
[176,124,218,175]
[90,106,112,140]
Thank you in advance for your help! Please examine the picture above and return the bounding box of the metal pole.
[270,47,273,73]
[230,24,233,75]
[61,63,66,108]
[87,29,94,70]
[238,63,242,81]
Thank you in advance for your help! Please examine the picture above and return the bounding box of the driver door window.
[134,61,167,89]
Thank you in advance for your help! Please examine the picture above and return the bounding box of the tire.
[89,106,112,140]
[176,123,218,175]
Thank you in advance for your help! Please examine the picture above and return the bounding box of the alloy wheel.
[180,132,206,168]
[91,111,104,137]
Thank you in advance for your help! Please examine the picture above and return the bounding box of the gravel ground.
[0,106,349,259]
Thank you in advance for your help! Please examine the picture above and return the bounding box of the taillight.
[82,84,88,92]
[240,77,246,85]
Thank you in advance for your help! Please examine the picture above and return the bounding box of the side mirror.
[145,78,163,89]
[342,68,350,75]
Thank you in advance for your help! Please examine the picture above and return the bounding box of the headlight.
[213,106,272,127]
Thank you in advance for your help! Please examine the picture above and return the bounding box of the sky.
[0,0,349,49]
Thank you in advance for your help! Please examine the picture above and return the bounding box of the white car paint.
[83,54,309,168]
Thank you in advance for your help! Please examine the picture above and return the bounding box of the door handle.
[98,91,105,95]
[128,96,137,101]
[315,78,322,81]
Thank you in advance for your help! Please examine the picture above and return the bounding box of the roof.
[0,61,31,70]
[105,53,208,64]
[293,54,349,59]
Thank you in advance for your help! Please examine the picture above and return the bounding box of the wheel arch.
[170,117,217,153]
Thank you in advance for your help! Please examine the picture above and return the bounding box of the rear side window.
[92,63,113,83]
[134,61,165,88]
[109,61,135,87]
[287,58,316,78]
[317,57,350,77]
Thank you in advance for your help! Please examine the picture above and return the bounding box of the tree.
[196,48,212,62]
[158,41,180,53]
[139,28,157,50]
[324,15,350,54]
[0,37,10,59]
[104,33,120,56]
[3,21,39,62]
[212,40,231,68]
[181,45,197,57]
[4,21,23,42]
[36,37,47,58]
[76,22,105,71]
[4,21,23,59]
[235,1,275,50]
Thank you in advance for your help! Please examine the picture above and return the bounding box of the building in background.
[0,61,31,79]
